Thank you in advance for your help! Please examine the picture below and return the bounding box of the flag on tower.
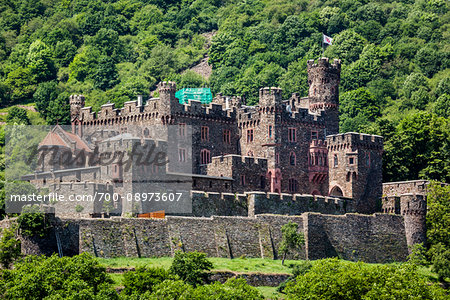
[323,34,333,45]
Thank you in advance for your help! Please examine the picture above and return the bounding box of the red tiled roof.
[39,126,91,152]
[39,131,69,148]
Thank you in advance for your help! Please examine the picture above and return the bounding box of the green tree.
[93,56,119,91]
[339,88,381,133]
[33,81,58,118]
[129,4,163,33]
[426,182,450,282]
[6,107,30,125]
[122,267,172,295]
[433,94,450,118]
[0,225,21,269]
[17,205,50,238]
[169,251,213,286]
[26,40,56,83]
[0,253,117,299]
[4,67,36,105]
[324,30,367,64]
[284,259,447,299]
[383,112,450,182]
[279,221,305,265]
[46,93,70,125]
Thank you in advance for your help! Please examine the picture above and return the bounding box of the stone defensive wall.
[78,96,236,125]
[0,212,410,263]
[190,191,353,217]
[382,180,429,197]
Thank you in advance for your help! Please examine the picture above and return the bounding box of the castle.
[24,57,383,217]
[8,57,431,262]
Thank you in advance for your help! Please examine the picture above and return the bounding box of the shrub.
[0,253,116,299]
[191,278,264,300]
[0,226,21,268]
[169,251,213,286]
[122,266,173,295]
[284,258,447,299]
[17,205,50,237]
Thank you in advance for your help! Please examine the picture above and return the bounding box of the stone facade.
[0,212,411,263]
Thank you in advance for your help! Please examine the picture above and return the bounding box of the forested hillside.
[0,0,449,182]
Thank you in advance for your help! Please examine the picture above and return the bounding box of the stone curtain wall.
[247,192,353,217]
[0,212,410,263]
[304,213,408,263]
[32,212,408,263]
[191,191,354,217]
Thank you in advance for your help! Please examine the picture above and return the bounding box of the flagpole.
[321,33,324,57]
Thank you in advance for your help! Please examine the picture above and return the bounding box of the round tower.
[307,58,341,135]
[70,94,85,121]
[158,81,177,103]
[400,193,427,252]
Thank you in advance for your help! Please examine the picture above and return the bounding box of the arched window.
[200,149,211,164]
[289,152,296,166]
[288,178,298,193]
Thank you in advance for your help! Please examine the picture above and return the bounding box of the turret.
[401,193,427,251]
[307,58,341,135]
[259,87,283,107]
[158,81,178,113]
[70,95,85,121]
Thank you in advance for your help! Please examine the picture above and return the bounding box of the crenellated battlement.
[326,132,383,150]
[259,87,283,107]
[158,81,177,92]
[400,193,427,216]
[70,94,85,105]
[307,57,341,73]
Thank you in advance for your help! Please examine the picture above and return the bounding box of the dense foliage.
[169,250,214,286]
[0,253,118,299]
[0,0,448,182]
[284,258,447,299]
[426,182,450,282]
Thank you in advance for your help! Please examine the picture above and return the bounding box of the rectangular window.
[268,125,273,139]
[223,129,231,144]
[349,157,355,165]
[288,128,297,142]
[247,129,254,143]
[179,148,186,162]
[240,175,246,186]
[311,131,318,140]
[276,153,280,164]
[201,126,209,141]
[179,123,186,137]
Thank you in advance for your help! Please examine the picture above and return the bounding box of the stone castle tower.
[401,193,427,251]
[70,95,85,122]
[307,58,341,135]
[326,133,383,214]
